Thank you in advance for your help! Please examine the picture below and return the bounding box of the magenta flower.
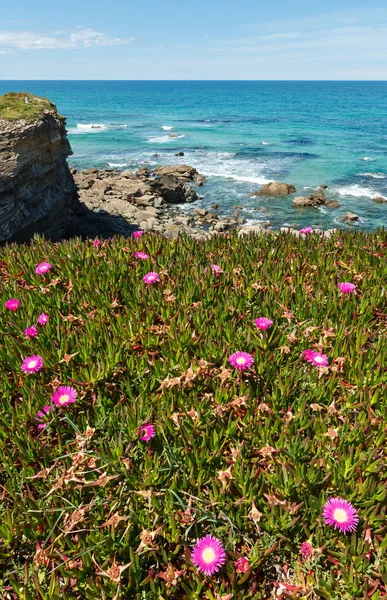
[138,423,156,442]
[235,557,251,573]
[51,386,77,407]
[211,264,222,272]
[133,230,144,238]
[191,535,226,576]
[134,251,149,260]
[322,497,359,534]
[5,298,20,311]
[228,351,254,371]
[338,282,357,294]
[303,349,316,362]
[300,542,313,559]
[35,406,52,430]
[35,262,52,274]
[143,272,160,284]
[310,352,329,368]
[254,317,273,331]
[300,227,313,234]
[93,239,101,247]
[37,313,49,326]
[24,326,38,339]
[21,355,44,373]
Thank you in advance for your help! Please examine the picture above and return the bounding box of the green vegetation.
[0,92,60,122]
[0,231,386,599]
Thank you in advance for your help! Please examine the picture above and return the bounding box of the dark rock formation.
[372,196,387,204]
[0,92,80,242]
[251,182,296,196]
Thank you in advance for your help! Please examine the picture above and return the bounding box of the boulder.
[372,196,387,204]
[252,182,296,197]
[341,212,360,223]
[153,164,206,186]
[151,175,198,204]
[175,152,185,157]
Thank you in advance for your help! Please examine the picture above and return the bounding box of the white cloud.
[0,27,133,50]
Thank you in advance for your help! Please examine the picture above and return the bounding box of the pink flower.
[302,349,316,362]
[322,497,359,534]
[134,251,149,260]
[338,282,356,294]
[228,351,254,371]
[254,317,273,331]
[211,264,222,273]
[138,424,156,442]
[93,239,101,247]
[51,386,77,407]
[24,326,38,339]
[133,230,144,238]
[235,557,251,573]
[310,352,329,367]
[21,355,44,373]
[5,298,20,311]
[37,313,49,326]
[300,227,313,234]
[35,406,51,430]
[191,535,226,576]
[300,542,313,559]
[143,272,160,284]
[35,262,52,274]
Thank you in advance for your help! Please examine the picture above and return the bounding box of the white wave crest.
[147,134,186,143]
[361,156,374,162]
[358,172,386,179]
[69,123,128,134]
[107,162,128,168]
[336,184,386,200]
[161,125,174,131]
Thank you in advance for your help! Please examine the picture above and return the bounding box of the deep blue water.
[1,81,387,230]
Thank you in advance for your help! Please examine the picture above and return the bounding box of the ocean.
[1,80,386,230]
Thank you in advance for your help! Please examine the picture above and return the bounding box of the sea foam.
[335,184,386,200]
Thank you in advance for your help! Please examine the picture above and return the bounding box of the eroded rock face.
[0,95,80,242]
[252,182,296,197]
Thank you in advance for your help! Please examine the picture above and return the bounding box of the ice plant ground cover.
[0,230,386,600]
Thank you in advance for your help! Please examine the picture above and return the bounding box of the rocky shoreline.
[72,164,260,239]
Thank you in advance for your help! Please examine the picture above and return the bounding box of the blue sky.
[1,1,386,79]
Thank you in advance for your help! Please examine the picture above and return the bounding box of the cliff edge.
[0,92,80,242]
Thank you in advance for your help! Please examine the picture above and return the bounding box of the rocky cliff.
[0,92,80,242]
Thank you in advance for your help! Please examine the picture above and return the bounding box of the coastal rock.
[292,189,341,209]
[252,182,296,197]
[151,174,198,204]
[153,164,206,186]
[341,212,360,223]
[372,196,387,204]
[0,92,80,241]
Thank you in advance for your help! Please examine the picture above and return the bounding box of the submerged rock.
[0,92,80,241]
[252,182,296,196]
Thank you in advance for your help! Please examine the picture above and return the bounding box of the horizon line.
[1,79,387,82]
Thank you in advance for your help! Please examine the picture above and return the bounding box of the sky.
[0,0,386,79]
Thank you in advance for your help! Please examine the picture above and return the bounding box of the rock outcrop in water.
[252,182,296,196]
[0,92,80,242]
[292,189,341,209]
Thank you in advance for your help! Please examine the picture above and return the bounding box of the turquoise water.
[1,81,387,230]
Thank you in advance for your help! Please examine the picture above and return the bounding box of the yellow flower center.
[58,394,70,404]
[28,360,37,368]
[236,357,246,365]
[333,508,348,523]
[201,548,216,563]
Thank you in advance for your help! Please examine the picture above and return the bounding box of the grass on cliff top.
[0,230,386,600]
[0,92,60,122]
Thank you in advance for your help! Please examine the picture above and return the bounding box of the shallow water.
[1,80,386,230]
